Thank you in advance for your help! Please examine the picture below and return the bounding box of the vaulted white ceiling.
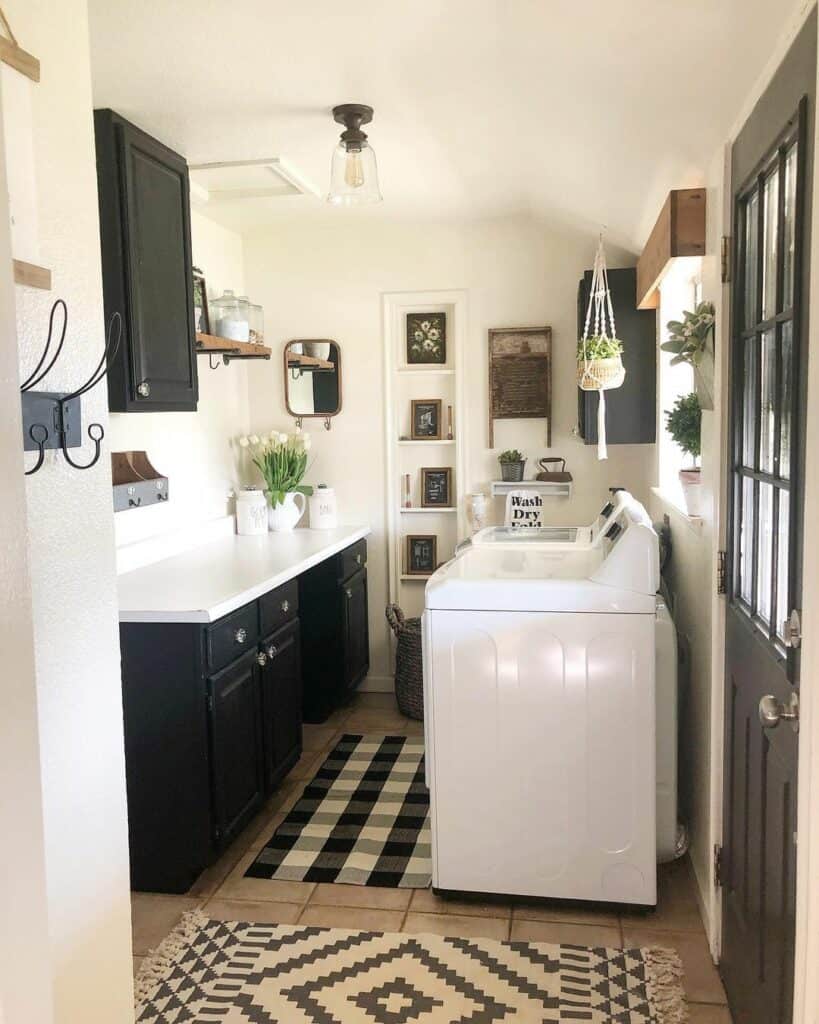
[88,0,800,250]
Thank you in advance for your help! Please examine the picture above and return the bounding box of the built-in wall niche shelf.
[490,479,573,498]
[13,259,51,290]
[112,451,169,512]
[397,439,455,446]
[400,574,432,583]
[397,367,455,376]
[400,507,458,514]
[196,332,271,368]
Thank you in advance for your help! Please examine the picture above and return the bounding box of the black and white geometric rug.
[134,912,687,1023]
[246,735,431,888]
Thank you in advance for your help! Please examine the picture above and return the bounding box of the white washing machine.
[423,497,664,905]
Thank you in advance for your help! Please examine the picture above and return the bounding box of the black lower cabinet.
[300,540,370,723]
[208,650,265,850]
[259,618,302,792]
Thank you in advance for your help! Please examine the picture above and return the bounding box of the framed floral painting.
[406,313,446,364]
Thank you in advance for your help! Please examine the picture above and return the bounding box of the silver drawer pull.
[345,588,352,599]
[281,599,290,613]
[256,652,268,667]
[266,644,278,659]
[355,553,362,564]
[234,627,248,644]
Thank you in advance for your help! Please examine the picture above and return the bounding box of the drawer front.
[339,539,367,582]
[259,579,299,637]
[206,602,259,673]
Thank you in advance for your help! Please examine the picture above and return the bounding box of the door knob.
[759,692,799,730]
[234,627,248,644]
[137,381,151,398]
[281,599,289,613]
[266,644,278,659]
[782,609,802,649]
[256,652,268,667]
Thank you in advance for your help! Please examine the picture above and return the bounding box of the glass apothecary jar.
[211,289,249,343]
[248,302,264,345]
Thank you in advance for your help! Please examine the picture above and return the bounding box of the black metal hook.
[61,422,104,470]
[20,300,68,393]
[24,423,49,476]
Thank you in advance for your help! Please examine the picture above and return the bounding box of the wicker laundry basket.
[386,604,424,721]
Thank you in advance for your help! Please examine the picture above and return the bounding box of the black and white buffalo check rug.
[246,734,431,888]
[134,911,687,1023]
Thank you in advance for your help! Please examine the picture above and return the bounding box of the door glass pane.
[776,489,790,640]
[760,329,777,474]
[742,338,758,468]
[783,144,798,308]
[756,482,774,624]
[762,169,779,320]
[738,474,755,606]
[780,320,793,480]
[744,190,759,328]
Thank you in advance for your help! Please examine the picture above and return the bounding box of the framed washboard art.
[488,326,552,447]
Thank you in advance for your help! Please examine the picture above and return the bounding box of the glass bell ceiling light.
[327,103,383,205]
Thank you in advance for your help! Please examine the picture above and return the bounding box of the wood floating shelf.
[490,479,573,498]
[0,35,40,82]
[399,574,432,582]
[636,188,706,310]
[196,332,271,361]
[287,352,333,371]
[400,507,458,514]
[13,259,51,290]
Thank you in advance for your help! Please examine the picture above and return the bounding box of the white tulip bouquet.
[237,430,313,508]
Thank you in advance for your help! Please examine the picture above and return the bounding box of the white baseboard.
[359,674,394,693]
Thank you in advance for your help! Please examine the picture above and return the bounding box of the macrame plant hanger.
[578,235,625,460]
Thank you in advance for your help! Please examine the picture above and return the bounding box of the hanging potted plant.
[239,430,314,532]
[661,301,716,411]
[577,238,626,460]
[498,449,526,482]
[665,392,702,516]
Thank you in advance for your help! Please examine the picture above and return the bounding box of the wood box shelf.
[196,332,271,360]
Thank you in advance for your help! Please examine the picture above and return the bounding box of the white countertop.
[117,525,371,623]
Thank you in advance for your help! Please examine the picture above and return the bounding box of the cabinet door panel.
[208,651,264,847]
[342,568,369,692]
[260,619,302,791]
[119,120,198,408]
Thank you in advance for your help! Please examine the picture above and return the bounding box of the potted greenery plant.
[665,392,702,515]
[499,449,526,482]
[661,301,715,410]
[239,430,314,531]
[576,335,626,389]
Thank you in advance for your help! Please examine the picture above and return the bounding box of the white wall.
[243,212,657,681]
[109,211,250,549]
[4,0,134,1020]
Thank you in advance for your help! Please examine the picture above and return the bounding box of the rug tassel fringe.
[642,945,688,1023]
[133,908,210,1008]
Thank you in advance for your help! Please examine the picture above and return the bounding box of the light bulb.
[344,151,365,189]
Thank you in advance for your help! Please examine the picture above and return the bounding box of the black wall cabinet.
[94,109,199,412]
[577,267,657,445]
[300,540,370,723]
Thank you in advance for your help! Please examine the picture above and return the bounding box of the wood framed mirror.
[284,340,342,429]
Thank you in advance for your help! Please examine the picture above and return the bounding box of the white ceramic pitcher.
[267,492,307,532]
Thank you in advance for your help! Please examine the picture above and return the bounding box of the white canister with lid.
[309,485,338,530]
[236,487,268,535]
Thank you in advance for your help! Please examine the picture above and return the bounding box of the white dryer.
[423,497,661,905]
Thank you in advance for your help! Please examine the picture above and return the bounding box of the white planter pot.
[679,468,702,517]
[267,491,307,532]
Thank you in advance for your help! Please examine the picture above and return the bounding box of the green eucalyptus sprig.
[661,301,715,367]
[238,430,314,508]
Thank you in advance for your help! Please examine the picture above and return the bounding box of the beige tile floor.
[132,692,731,1019]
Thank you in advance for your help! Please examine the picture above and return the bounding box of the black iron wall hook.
[20,300,122,475]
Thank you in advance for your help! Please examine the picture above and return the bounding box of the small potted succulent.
[665,392,702,516]
[499,448,526,482]
[661,301,716,410]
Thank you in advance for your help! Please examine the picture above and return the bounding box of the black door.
[259,618,303,791]
[208,651,264,848]
[721,14,814,1024]
[341,567,369,691]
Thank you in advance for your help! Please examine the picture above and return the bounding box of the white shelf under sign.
[490,480,573,498]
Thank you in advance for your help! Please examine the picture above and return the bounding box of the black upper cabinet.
[577,267,656,445]
[94,109,198,412]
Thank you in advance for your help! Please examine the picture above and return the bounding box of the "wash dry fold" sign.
[504,490,546,528]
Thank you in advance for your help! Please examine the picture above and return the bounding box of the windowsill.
[651,487,705,536]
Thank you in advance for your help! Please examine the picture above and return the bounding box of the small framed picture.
[192,267,210,334]
[406,313,446,365]
[406,535,437,576]
[411,399,443,440]
[421,467,453,508]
